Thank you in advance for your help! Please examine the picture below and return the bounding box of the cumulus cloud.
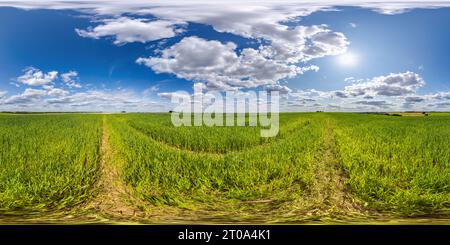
[428,102,450,107]
[61,71,82,88]
[16,67,83,89]
[3,88,47,105]
[404,96,425,103]
[76,17,185,45]
[137,36,321,91]
[2,67,163,111]
[142,85,160,96]
[401,91,450,110]
[71,2,346,93]
[157,91,190,101]
[17,67,58,86]
[298,72,426,103]
[1,88,164,112]
[46,90,137,106]
[2,86,71,105]
[46,88,70,97]
[264,84,292,94]
[301,28,349,61]
[286,71,449,111]
[431,91,450,100]
[353,100,392,108]
[330,91,349,98]
[339,71,425,97]
[6,1,349,95]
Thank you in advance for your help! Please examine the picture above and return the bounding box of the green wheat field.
[0,112,449,224]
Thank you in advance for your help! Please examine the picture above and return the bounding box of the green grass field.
[0,112,448,223]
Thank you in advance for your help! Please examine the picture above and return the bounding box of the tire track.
[79,116,145,221]
[307,119,377,220]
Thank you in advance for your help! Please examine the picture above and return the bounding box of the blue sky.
[0,1,450,112]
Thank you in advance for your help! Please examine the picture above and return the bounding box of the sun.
[338,52,358,67]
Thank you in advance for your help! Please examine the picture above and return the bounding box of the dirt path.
[81,117,144,221]
[306,119,376,220]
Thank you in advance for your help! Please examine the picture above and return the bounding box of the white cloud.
[2,67,165,111]
[142,85,160,96]
[16,67,83,89]
[61,71,82,88]
[342,71,425,97]
[331,91,349,98]
[3,88,47,105]
[353,100,392,108]
[76,17,185,45]
[400,91,450,109]
[2,1,450,16]
[1,88,165,112]
[286,71,450,111]
[404,96,425,103]
[293,72,426,107]
[46,90,137,106]
[264,84,292,94]
[47,88,70,97]
[428,102,450,109]
[17,67,58,86]
[301,27,349,61]
[1,86,71,105]
[69,2,346,92]
[431,91,450,100]
[344,77,355,82]
[137,36,321,91]
[157,91,190,101]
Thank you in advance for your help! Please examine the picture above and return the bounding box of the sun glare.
[338,52,358,67]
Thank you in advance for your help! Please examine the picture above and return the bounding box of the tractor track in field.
[77,117,145,221]
[0,117,146,224]
[305,119,379,220]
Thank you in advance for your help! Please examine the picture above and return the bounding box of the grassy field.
[0,112,448,223]
[0,114,102,212]
[333,113,450,215]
